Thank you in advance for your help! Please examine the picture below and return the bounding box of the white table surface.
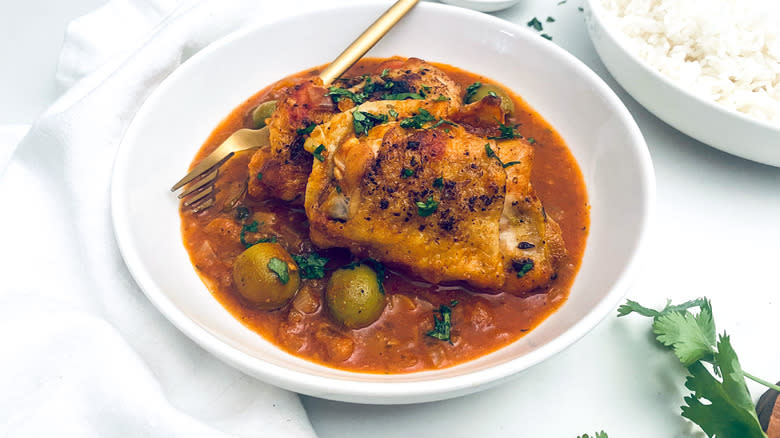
[4,0,778,437]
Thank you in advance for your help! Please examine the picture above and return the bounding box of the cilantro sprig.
[353,110,388,137]
[577,433,608,438]
[619,298,779,437]
[292,252,329,279]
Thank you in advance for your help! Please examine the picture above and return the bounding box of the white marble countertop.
[4,0,778,436]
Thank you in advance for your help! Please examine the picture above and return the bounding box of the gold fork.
[171,0,420,211]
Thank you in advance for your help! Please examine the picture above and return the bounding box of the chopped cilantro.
[429,119,457,130]
[256,172,263,181]
[352,110,388,137]
[485,143,521,168]
[527,137,536,144]
[388,108,399,119]
[267,257,289,284]
[234,206,250,220]
[433,177,444,189]
[527,17,543,31]
[380,68,390,78]
[239,220,277,248]
[401,168,414,178]
[435,95,451,101]
[513,259,534,278]
[557,0,567,4]
[363,258,387,294]
[487,90,499,98]
[487,121,521,139]
[464,82,482,102]
[541,34,553,41]
[292,252,329,279]
[415,196,439,217]
[335,185,342,194]
[547,16,556,22]
[327,87,366,104]
[577,433,608,438]
[313,144,326,162]
[578,6,584,11]
[399,109,436,129]
[383,92,425,100]
[426,303,454,343]
[295,123,316,136]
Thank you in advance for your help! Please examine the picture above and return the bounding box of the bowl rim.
[585,0,780,135]
[111,0,655,403]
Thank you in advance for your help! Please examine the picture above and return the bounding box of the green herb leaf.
[485,143,519,168]
[435,95,451,101]
[653,299,716,366]
[682,337,766,438]
[313,144,326,162]
[547,16,556,22]
[433,177,444,189]
[502,161,522,168]
[527,137,536,144]
[292,252,329,279]
[527,17,543,31]
[426,304,454,342]
[388,108,399,119]
[327,87,366,104]
[239,220,277,248]
[577,432,608,438]
[401,168,414,178]
[513,259,534,278]
[295,123,316,136]
[352,110,389,137]
[400,109,436,129]
[383,92,425,100]
[363,258,386,294]
[256,172,263,181]
[415,196,439,217]
[464,82,482,102]
[487,121,522,140]
[380,68,390,78]
[429,119,457,130]
[267,257,289,284]
[541,34,553,41]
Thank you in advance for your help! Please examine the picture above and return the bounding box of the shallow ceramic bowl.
[438,0,520,12]
[584,0,780,167]
[112,1,654,404]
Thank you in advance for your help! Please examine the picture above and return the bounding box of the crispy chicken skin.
[247,58,461,205]
[303,99,565,294]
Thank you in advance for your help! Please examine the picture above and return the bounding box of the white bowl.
[111,1,654,404]
[584,0,780,167]
[438,0,520,12]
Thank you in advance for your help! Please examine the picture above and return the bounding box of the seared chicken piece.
[247,58,462,204]
[247,80,337,204]
[303,99,565,294]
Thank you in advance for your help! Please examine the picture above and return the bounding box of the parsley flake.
[527,17,543,31]
[267,257,289,284]
[487,121,522,140]
[383,92,425,100]
[512,259,534,278]
[399,109,436,129]
[256,172,263,181]
[239,221,277,248]
[464,82,482,102]
[433,177,444,189]
[327,87,366,104]
[547,16,556,22]
[401,168,414,178]
[426,303,455,343]
[313,144,326,162]
[388,108,399,119]
[541,34,553,41]
[352,110,388,137]
[435,95,451,101]
[416,196,439,217]
[292,252,329,279]
[380,68,390,78]
[295,123,316,136]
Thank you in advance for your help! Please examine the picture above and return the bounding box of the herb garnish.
[485,143,522,168]
[239,220,277,248]
[400,109,436,129]
[426,302,456,342]
[416,196,439,217]
[388,108,399,119]
[267,257,289,284]
[256,172,263,181]
[313,144,326,162]
[292,252,329,279]
[401,168,414,178]
[352,110,388,137]
[577,433,608,438]
[464,82,482,102]
[433,177,444,189]
[527,137,536,144]
[382,92,424,100]
[527,17,543,31]
[234,206,250,221]
[435,95,451,101]
[619,298,780,437]
[380,68,390,78]
[295,123,316,136]
[487,121,521,140]
[341,258,386,294]
[541,34,553,41]
[429,119,457,130]
[513,259,534,277]
[327,87,366,104]
[547,16,556,22]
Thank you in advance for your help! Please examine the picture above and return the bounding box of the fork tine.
[171,152,233,192]
[191,197,215,213]
[177,168,218,199]
[182,185,213,207]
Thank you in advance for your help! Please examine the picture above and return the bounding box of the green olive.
[251,100,277,128]
[326,264,385,329]
[465,83,515,114]
[232,242,300,309]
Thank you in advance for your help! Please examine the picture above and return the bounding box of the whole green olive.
[464,83,515,114]
[251,100,277,129]
[326,264,385,329]
[232,242,300,309]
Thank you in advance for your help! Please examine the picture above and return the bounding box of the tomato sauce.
[180,58,589,373]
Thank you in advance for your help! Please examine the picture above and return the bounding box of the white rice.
[598,0,780,126]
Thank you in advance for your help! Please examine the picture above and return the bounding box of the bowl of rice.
[584,0,780,167]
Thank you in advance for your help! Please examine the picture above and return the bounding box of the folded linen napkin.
[0,0,341,436]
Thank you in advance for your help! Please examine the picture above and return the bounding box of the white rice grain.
[599,0,780,126]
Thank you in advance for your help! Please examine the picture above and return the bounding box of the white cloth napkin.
[0,0,338,436]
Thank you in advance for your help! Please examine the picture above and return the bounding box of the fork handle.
[318,0,420,86]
